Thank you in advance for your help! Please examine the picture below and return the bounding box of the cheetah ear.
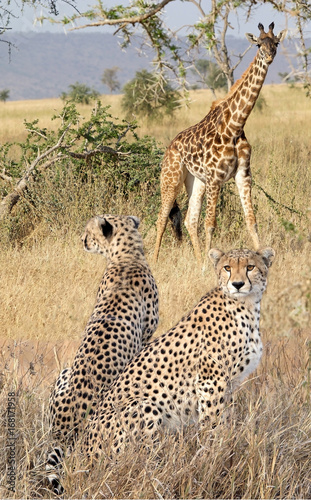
[98,218,113,242]
[209,248,225,267]
[128,216,140,229]
[258,247,275,268]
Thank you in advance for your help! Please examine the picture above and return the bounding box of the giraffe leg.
[184,174,206,264]
[153,158,184,262]
[235,168,260,250]
[204,183,221,258]
[235,137,260,250]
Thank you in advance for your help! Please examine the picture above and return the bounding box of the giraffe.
[153,22,286,266]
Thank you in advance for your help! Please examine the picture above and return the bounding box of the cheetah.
[47,214,159,490]
[83,247,274,458]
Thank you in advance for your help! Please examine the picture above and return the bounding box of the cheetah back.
[49,215,159,444]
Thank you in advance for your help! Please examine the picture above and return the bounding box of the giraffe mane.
[210,58,256,110]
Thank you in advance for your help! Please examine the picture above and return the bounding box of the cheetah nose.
[232,281,245,291]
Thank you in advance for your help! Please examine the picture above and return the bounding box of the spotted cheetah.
[83,247,274,458]
[47,214,159,490]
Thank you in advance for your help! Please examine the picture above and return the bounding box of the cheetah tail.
[45,446,65,495]
[169,201,182,242]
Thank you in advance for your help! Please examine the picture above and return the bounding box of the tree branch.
[231,45,252,73]
[0,123,70,219]
[0,154,65,219]
[0,168,13,182]
[0,125,130,220]
[68,0,175,31]
[67,146,130,159]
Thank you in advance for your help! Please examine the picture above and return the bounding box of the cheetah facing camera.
[47,214,159,491]
[83,247,275,459]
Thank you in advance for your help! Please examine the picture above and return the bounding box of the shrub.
[60,82,100,104]
[0,101,163,244]
[122,70,181,120]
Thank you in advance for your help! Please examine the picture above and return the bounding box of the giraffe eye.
[247,265,255,271]
[224,265,231,272]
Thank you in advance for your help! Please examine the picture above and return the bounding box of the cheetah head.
[82,214,140,258]
[209,247,275,301]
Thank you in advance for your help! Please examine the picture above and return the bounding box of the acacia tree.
[122,69,181,120]
[101,67,120,93]
[30,0,311,95]
[60,82,100,104]
[1,1,311,95]
[0,89,10,102]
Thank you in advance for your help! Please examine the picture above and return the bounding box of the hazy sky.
[8,0,297,38]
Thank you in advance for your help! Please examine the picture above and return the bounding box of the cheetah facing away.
[47,215,159,482]
[84,247,275,458]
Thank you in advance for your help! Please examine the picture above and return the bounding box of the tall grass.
[1,329,310,498]
[0,84,310,498]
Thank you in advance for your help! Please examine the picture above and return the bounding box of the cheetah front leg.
[194,375,230,430]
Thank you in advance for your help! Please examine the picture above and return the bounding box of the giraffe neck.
[224,52,270,132]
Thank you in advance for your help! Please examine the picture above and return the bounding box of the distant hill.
[0,31,298,101]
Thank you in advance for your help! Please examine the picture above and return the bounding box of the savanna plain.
[0,85,311,498]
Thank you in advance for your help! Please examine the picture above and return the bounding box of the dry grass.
[0,329,310,498]
[0,84,311,498]
[0,94,124,143]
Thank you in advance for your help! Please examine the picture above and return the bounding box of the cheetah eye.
[247,265,255,271]
[224,265,231,272]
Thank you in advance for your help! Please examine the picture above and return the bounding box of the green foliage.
[60,82,100,104]
[0,101,163,243]
[122,70,181,120]
[281,219,297,233]
[0,89,10,102]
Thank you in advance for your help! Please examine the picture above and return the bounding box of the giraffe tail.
[169,201,182,242]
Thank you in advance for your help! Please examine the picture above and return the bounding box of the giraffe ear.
[245,32,260,45]
[276,29,287,43]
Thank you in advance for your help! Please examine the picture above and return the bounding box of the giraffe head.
[245,22,287,64]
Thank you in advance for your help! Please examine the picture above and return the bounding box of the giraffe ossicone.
[154,22,286,266]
